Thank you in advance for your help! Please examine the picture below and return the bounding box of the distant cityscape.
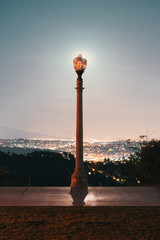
[0,138,141,162]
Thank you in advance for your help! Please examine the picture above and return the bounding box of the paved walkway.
[0,187,160,206]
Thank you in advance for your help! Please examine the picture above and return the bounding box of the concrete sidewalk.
[0,187,160,206]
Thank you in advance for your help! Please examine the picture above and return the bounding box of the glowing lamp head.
[73,54,87,71]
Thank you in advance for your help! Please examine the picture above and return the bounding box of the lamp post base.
[70,169,88,206]
[70,168,88,187]
[70,186,88,206]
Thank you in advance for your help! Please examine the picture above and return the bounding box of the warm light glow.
[73,54,87,71]
[71,48,93,66]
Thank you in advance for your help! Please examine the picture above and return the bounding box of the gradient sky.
[0,0,160,140]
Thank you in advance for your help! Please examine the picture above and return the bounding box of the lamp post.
[70,54,88,205]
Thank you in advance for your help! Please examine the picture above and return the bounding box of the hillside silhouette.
[0,140,160,186]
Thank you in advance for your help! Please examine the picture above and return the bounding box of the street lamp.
[70,54,88,206]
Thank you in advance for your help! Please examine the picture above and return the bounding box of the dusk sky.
[0,0,160,140]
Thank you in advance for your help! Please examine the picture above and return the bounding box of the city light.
[0,138,141,162]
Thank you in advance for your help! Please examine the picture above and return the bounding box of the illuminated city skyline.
[0,138,141,162]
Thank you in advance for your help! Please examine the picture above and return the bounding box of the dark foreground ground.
[0,207,160,240]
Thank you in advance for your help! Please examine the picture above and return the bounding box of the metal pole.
[70,70,87,188]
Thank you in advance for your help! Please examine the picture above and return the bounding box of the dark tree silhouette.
[135,140,160,185]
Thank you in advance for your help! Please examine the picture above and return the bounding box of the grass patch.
[0,207,160,239]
